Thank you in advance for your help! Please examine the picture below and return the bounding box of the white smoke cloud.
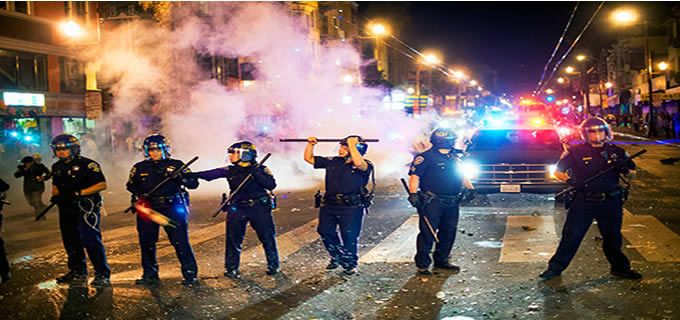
[92,2,430,194]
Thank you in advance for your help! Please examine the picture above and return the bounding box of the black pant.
[317,206,365,269]
[225,204,279,272]
[0,235,8,277]
[58,201,111,277]
[136,205,197,280]
[24,189,45,216]
[415,200,460,268]
[548,197,630,273]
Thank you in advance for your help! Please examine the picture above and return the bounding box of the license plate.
[500,184,521,193]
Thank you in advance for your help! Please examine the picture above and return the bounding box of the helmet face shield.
[579,117,612,143]
[51,134,80,159]
[143,135,171,159]
[430,128,457,149]
[228,141,257,163]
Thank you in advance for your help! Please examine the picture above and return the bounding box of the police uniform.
[546,142,635,275]
[314,156,373,272]
[192,164,279,275]
[52,155,111,279]
[408,149,465,270]
[0,178,10,284]
[127,159,199,282]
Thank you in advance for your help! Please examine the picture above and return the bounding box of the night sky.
[359,2,676,96]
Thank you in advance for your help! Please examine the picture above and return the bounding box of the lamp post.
[415,53,440,113]
[611,8,656,137]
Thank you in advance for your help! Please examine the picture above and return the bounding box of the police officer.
[191,141,279,279]
[304,136,373,275]
[50,134,111,286]
[407,128,475,275]
[540,117,642,280]
[0,177,10,285]
[127,134,200,286]
[14,155,50,218]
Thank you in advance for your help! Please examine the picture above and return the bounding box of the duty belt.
[424,191,461,207]
[323,193,363,207]
[148,194,185,206]
[576,189,623,202]
[235,195,271,207]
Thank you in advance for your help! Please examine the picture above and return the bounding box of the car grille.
[474,163,551,184]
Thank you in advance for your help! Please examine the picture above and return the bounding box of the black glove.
[130,195,139,214]
[408,193,421,208]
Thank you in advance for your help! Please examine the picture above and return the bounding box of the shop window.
[59,57,85,93]
[0,49,47,91]
[12,1,28,14]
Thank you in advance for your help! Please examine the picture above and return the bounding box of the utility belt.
[574,188,625,203]
[148,193,187,206]
[315,192,369,208]
[234,194,276,209]
[422,191,462,207]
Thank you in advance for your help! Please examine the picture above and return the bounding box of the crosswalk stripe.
[242,219,319,263]
[359,216,417,264]
[113,221,227,263]
[622,214,680,262]
[499,215,558,262]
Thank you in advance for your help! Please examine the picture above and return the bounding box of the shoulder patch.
[87,162,101,173]
[413,156,425,165]
[129,166,136,178]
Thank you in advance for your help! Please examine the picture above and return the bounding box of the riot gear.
[228,141,257,163]
[579,117,612,144]
[430,128,457,149]
[51,134,80,159]
[143,134,172,159]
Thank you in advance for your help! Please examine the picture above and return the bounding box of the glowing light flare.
[407,87,415,94]
[557,77,566,84]
[657,61,669,71]
[469,80,478,86]
[545,88,554,94]
[565,66,575,74]
[557,127,572,137]
[548,165,558,179]
[60,20,84,38]
[530,117,545,126]
[604,82,613,89]
[576,55,586,62]
[9,131,19,137]
[611,8,639,25]
[343,74,354,83]
[459,161,480,180]
[134,200,177,228]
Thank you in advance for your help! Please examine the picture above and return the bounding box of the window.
[60,57,85,93]
[13,1,28,14]
[0,49,48,91]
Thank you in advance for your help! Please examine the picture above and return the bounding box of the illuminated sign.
[2,92,45,107]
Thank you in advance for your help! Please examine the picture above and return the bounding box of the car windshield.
[468,129,562,151]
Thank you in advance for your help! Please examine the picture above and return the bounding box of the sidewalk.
[613,126,680,147]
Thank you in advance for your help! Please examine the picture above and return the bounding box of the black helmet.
[430,128,457,149]
[20,156,35,164]
[339,135,368,156]
[228,141,257,163]
[143,134,171,159]
[579,117,612,143]
[51,134,80,159]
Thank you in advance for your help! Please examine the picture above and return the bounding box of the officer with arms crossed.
[304,136,373,275]
[50,134,111,286]
[540,117,642,280]
[127,134,200,286]
[407,128,475,275]
[191,141,279,279]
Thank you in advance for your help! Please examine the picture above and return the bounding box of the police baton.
[124,156,199,213]
[279,138,380,142]
[555,149,647,199]
[35,202,55,221]
[211,153,272,218]
[400,178,439,243]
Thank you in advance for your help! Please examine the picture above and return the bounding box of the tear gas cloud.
[93,2,432,194]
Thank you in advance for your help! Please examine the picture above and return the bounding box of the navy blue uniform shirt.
[408,148,464,195]
[314,156,373,195]
[126,159,198,197]
[52,156,106,197]
[556,142,635,193]
[192,165,276,201]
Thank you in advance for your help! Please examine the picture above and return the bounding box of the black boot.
[56,271,87,284]
[434,262,460,272]
[224,269,241,279]
[611,269,642,279]
[538,269,562,281]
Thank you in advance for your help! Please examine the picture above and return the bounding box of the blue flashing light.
[9,131,19,138]
[24,135,33,142]
[546,95,555,102]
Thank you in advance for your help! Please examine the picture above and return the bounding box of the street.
[0,138,679,320]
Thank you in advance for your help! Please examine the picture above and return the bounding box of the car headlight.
[547,164,557,179]
[460,161,480,180]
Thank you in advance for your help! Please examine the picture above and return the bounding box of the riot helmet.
[228,141,257,164]
[430,128,457,149]
[51,134,80,160]
[143,134,172,159]
[579,117,612,144]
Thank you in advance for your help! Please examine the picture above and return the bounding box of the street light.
[576,55,586,62]
[369,23,388,37]
[557,77,566,84]
[469,80,478,86]
[565,66,575,74]
[423,53,440,66]
[545,88,554,94]
[657,61,669,71]
[611,8,639,25]
[452,70,465,79]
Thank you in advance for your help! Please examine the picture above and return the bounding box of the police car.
[461,117,568,194]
